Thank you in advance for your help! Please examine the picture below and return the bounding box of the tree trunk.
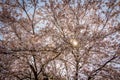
[29,64,38,80]
[75,60,79,80]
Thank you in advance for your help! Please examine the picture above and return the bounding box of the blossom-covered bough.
[0,0,120,80]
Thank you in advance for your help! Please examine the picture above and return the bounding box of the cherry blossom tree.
[0,0,120,80]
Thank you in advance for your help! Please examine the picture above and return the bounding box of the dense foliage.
[0,0,120,80]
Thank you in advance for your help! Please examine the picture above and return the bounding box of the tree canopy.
[0,0,120,80]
